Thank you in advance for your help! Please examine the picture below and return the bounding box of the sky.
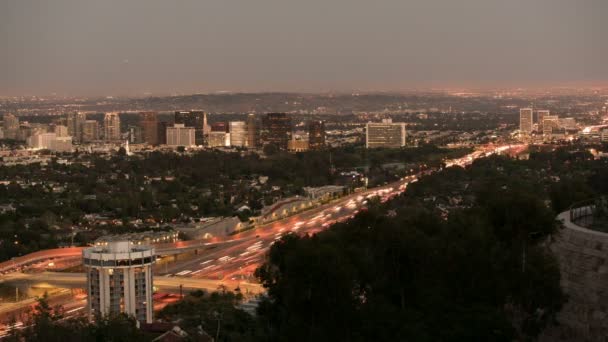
[1,0,607,96]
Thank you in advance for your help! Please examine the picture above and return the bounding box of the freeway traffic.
[0,144,526,283]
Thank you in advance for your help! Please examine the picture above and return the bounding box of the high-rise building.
[82,120,100,142]
[166,124,195,147]
[104,113,121,141]
[128,126,143,144]
[54,125,69,138]
[3,114,19,140]
[27,133,57,149]
[229,121,247,147]
[308,120,325,150]
[536,110,550,132]
[208,132,230,147]
[246,114,258,148]
[365,119,406,148]
[67,112,86,143]
[542,115,560,138]
[519,108,533,134]
[140,112,159,145]
[262,113,291,150]
[83,241,155,323]
[174,111,206,146]
[157,121,169,145]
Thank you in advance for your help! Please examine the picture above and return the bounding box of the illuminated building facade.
[83,241,155,323]
[519,108,533,134]
[308,120,325,150]
[365,119,406,148]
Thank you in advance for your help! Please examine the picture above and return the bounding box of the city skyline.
[2,0,607,96]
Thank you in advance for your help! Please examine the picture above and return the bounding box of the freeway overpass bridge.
[0,240,235,274]
[0,271,263,294]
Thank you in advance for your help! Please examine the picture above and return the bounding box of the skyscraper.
[542,115,560,138]
[157,121,169,145]
[128,125,143,144]
[83,241,155,323]
[82,120,100,142]
[263,113,291,150]
[2,114,19,140]
[519,108,533,134]
[308,120,325,150]
[174,111,206,146]
[365,119,406,148]
[54,125,69,138]
[229,121,247,147]
[103,113,121,141]
[67,112,86,143]
[536,110,550,132]
[246,114,258,148]
[166,124,196,147]
[140,112,159,145]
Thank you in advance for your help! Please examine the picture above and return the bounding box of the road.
[0,143,526,327]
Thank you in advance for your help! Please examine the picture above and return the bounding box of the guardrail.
[568,197,608,230]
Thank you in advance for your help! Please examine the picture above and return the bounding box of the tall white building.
[83,241,155,323]
[67,112,86,142]
[166,124,195,147]
[229,121,247,147]
[27,133,57,149]
[519,108,533,134]
[536,110,550,132]
[365,119,406,148]
[104,113,121,141]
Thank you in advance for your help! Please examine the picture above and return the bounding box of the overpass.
[0,240,240,274]
[0,271,263,294]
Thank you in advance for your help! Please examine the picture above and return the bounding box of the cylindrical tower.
[83,241,155,323]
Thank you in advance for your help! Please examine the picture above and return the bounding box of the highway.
[0,143,527,328]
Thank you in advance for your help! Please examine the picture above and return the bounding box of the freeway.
[0,271,263,294]
[0,144,527,282]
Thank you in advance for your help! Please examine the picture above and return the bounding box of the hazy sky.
[1,0,607,96]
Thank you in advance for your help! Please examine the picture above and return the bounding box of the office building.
[246,114,258,148]
[308,121,325,150]
[51,137,73,152]
[229,121,247,147]
[83,241,155,323]
[365,119,406,148]
[263,113,291,150]
[54,125,69,137]
[157,121,169,145]
[536,110,550,132]
[27,133,57,149]
[67,112,86,143]
[27,133,73,152]
[288,139,309,152]
[3,114,19,140]
[104,113,121,141]
[519,108,533,134]
[560,118,577,131]
[208,131,230,147]
[128,126,143,144]
[542,115,560,138]
[174,111,206,146]
[140,112,159,145]
[166,124,195,147]
[82,120,100,142]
